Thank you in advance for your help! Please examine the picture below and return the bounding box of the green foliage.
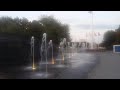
[39,15,71,45]
[102,26,120,49]
[0,16,71,44]
[102,30,116,49]
[0,16,71,65]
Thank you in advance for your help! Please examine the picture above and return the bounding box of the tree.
[39,15,71,46]
[102,25,120,50]
[102,30,116,49]
[0,16,71,65]
[115,25,120,44]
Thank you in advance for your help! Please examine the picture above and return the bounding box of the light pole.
[89,11,94,49]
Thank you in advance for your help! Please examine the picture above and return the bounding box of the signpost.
[113,45,120,53]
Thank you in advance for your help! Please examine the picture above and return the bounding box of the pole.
[89,11,94,49]
[86,32,87,48]
[92,11,94,49]
[98,33,100,49]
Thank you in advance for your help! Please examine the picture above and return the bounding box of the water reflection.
[0,50,97,79]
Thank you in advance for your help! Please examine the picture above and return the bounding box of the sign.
[113,45,120,53]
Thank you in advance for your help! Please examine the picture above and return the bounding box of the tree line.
[0,15,71,65]
[0,15,71,44]
[101,26,120,50]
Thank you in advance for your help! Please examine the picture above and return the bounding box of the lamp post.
[89,11,94,49]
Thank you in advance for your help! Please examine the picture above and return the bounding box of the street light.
[88,11,94,49]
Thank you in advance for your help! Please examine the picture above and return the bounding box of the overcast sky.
[0,11,120,43]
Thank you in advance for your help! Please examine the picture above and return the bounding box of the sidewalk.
[88,51,120,79]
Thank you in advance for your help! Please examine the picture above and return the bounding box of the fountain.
[75,42,78,53]
[55,39,66,64]
[31,36,36,70]
[63,38,67,58]
[40,33,48,78]
[60,41,64,62]
[40,33,47,63]
[25,34,70,78]
[52,40,66,68]
[23,36,36,71]
[72,42,74,56]
[48,40,55,64]
[29,33,53,79]
[67,42,71,58]
[73,42,78,55]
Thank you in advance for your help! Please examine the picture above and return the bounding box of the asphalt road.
[88,51,120,79]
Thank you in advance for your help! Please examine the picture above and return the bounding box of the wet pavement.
[55,52,97,79]
[88,51,120,79]
[0,49,98,79]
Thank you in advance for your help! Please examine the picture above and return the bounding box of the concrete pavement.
[88,51,120,79]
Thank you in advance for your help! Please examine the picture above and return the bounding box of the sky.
[0,11,120,43]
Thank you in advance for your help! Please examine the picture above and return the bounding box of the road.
[88,51,120,79]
